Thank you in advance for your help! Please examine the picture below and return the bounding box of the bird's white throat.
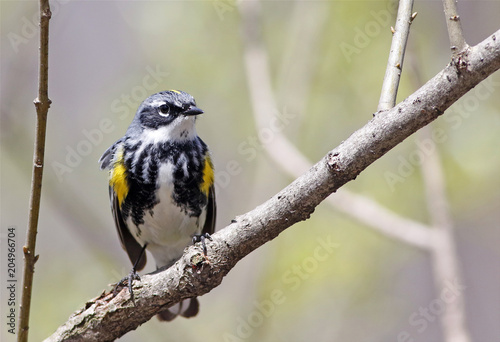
[143,116,197,144]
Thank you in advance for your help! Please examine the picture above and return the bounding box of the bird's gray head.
[129,90,204,141]
[136,90,203,128]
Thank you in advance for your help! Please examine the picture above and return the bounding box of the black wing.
[202,184,216,236]
[110,186,147,271]
[99,141,119,170]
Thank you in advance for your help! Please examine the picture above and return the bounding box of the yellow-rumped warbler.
[99,90,216,321]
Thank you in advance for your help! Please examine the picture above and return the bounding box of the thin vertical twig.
[442,0,468,54]
[378,0,415,111]
[18,1,52,341]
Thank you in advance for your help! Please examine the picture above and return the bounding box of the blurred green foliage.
[1,1,499,341]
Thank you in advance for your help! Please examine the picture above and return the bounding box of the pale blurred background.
[1,1,499,341]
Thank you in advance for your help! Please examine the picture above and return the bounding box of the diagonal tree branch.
[44,30,500,342]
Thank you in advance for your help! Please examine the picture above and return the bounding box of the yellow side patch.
[200,155,214,196]
[170,89,181,94]
[110,148,129,207]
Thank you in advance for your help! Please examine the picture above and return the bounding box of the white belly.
[128,163,206,268]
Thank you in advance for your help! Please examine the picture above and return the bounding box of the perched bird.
[99,90,216,321]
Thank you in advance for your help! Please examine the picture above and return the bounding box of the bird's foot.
[113,268,141,306]
[192,233,213,256]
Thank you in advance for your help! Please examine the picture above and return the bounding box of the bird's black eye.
[158,104,170,117]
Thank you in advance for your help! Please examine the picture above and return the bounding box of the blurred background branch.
[411,57,471,342]
[276,0,329,118]
[408,36,471,342]
[421,125,471,342]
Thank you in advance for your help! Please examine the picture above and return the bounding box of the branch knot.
[326,151,341,173]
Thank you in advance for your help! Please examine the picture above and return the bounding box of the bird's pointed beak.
[183,105,204,116]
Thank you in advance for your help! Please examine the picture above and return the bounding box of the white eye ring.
[158,104,170,117]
